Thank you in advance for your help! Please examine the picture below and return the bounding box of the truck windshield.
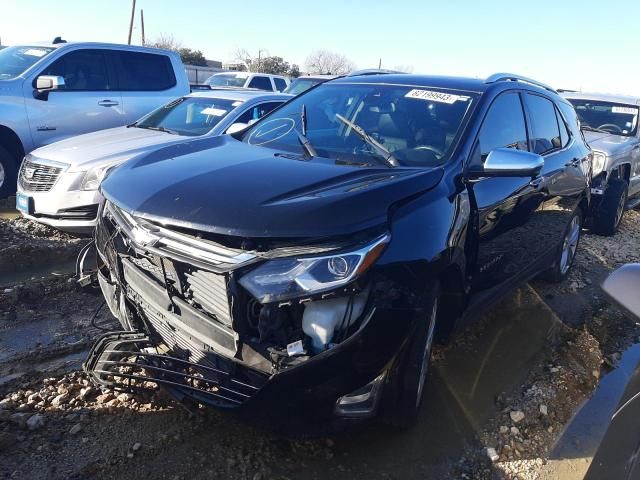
[568,99,639,137]
[206,74,247,87]
[0,46,54,80]
[284,77,326,95]
[241,82,476,167]
[134,97,240,136]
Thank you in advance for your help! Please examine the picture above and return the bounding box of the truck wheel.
[542,208,582,283]
[384,284,439,428]
[593,178,628,236]
[0,145,17,199]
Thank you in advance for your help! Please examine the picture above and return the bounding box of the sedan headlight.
[239,235,390,303]
[80,164,114,191]
[592,151,607,176]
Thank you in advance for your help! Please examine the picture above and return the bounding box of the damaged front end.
[85,199,404,420]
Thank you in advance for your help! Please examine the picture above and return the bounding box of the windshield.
[568,99,639,137]
[241,83,476,167]
[206,74,247,87]
[135,97,241,136]
[0,46,54,80]
[284,78,325,96]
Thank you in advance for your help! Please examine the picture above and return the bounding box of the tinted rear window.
[523,93,562,155]
[113,51,176,91]
[274,77,287,92]
[248,76,273,91]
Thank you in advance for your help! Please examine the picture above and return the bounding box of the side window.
[273,77,287,92]
[523,93,561,155]
[42,49,110,91]
[475,92,528,162]
[248,76,273,91]
[235,101,283,124]
[556,108,570,148]
[113,51,176,91]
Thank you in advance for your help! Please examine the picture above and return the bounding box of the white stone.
[486,447,500,462]
[540,404,548,416]
[510,410,525,423]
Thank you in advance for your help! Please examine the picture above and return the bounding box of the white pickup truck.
[0,39,189,196]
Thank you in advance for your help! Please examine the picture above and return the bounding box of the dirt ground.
[0,210,639,480]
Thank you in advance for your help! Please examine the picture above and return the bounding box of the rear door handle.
[98,100,119,107]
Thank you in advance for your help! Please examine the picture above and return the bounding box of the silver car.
[16,90,290,232]
[562,92,640,235]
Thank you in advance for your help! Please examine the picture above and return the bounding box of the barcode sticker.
[405,89,469,104]
[287,340,305,356]
[612,106,637,115]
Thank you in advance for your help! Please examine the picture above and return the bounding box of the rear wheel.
[542,208,582,283]
[0,145,17,199]
[593,178,628,236]
[384,284,439,427]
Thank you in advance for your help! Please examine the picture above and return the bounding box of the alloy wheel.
[614,187,626,228]
[560,215,581,275]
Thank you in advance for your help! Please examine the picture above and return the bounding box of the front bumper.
[17,172,100,233]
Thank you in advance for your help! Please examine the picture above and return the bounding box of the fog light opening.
[335,372,386,417]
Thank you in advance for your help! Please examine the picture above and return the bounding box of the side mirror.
[469,148,544,178]
[226,122,249,135]
[602,264,640,321]
[34,75,65,100]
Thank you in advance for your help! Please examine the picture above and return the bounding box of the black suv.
[85,73,591,428]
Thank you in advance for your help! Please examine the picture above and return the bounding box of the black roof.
[332,74,488,93]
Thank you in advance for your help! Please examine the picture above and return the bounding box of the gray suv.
[0,39,189,197]
[562,92,640,235]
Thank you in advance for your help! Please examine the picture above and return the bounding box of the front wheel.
[542,208,582,283]
[593,178,628,236]
[384,284,439,427]
[0,145,17,199]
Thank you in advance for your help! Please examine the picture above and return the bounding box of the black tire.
[384,283,439,428]
[542,207,582,283]
[593,178,628,236]
[0,145,17,199]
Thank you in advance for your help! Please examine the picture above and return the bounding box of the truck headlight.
[239,234,389,303]
[80,165,113,191]
[592,152,607,176]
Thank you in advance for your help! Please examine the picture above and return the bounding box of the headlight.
[80,165,113,191]
[239,234,390,303]
[592,152,607,176]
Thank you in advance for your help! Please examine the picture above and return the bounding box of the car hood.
[583,130,639,156]
[101,136,444,239]
[31,126,182,172]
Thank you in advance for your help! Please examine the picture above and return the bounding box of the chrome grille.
[19,159,64,192]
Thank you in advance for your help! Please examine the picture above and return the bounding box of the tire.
[593,178,628,236]
[384,283,439,428]
[0,145,17,199]
[542,207,582,283]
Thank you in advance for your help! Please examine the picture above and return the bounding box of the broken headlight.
[592,151,607,176]
[239,234,389,303]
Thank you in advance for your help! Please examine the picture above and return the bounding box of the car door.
[467,91,547,295]
[111,50,179,123]
[24,48,124,148]
[522,92,585,247]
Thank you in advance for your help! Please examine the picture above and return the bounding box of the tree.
[149,33,181,51]
[260,56,290,75]
[179,48,207,66]
[288,64,301,78]
[232,48,300,76]
[305,50,355,75]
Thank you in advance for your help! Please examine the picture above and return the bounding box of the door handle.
[530,177,544,188]
[98,100,119,107]
[565,157,581,167]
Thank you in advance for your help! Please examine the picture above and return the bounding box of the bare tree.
[305,50,356,75]
[150,33,182,51]
[393,64,415,73]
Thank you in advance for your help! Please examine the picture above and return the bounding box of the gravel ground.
[0,212,639,479]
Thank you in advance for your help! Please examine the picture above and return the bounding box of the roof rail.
[348,68,406,77]
[485,73,555,93]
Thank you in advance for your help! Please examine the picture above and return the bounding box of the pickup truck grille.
[18,159,63,192]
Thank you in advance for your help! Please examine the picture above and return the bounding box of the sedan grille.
[19,159,64,192]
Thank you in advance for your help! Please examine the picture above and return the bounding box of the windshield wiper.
[136,125,179,135]
[335,113,399,168]
[581,125,610,134]
[295,104,317,159]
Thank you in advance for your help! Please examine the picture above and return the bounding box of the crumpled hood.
[101,136,444,239]
[31,126,180,172]
[583,130,639,157]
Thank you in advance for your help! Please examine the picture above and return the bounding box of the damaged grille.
[18,158,65,192]
[184,269,232,328]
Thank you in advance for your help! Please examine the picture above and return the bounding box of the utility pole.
[127,0,136,45]
[140,9,145,46]
[378,58,382,69]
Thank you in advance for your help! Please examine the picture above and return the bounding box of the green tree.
[178,48,207,66]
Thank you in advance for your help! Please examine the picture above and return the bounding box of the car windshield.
[568,99,639,137]
[135,96,241,136]
[284,78,325,95]
[206,74,247,87]
[241,82,476,167]
[0,46,54,80]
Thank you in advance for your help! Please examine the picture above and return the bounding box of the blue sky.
[1,0,639,95]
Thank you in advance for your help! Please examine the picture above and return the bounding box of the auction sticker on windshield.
[405,89,469,104]
[612,106,638,115]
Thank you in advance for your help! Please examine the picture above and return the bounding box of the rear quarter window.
[113,51,177,91]
[274,77,287,92]
[248,76,274,91]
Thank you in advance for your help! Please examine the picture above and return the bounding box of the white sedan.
[16,89,290,232]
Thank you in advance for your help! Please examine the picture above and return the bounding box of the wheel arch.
[0,125,25,161]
